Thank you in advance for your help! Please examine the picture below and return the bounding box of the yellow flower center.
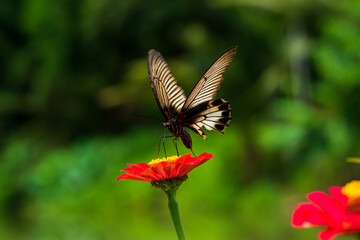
[342,181,360,198]
[148,155,179,165]
[342,180,360,211]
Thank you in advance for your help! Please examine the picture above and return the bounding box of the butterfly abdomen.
[179,128,192,149]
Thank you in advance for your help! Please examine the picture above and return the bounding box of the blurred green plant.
[1,0,360,239]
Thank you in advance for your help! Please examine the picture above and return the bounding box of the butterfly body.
[148,47,236,152]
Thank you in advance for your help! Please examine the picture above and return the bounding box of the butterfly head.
[163,118,177,129]
[163,122,171,128]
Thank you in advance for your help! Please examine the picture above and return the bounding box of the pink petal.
[308,192,344,221]
[343,213,360,231]
[319,228,342,240]
[329,186,348,208]
[292,203,331,227]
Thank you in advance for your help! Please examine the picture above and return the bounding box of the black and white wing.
[180,46,237,113]
[147,49,187,120]
[182,98,232,138]
[179,47,236,136]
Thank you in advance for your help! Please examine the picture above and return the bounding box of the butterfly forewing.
[177,47,236,138]
[148,50,187,120]
[180,46,237,113]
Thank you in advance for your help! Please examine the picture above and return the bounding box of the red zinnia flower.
[117,153,213,191]
[292,181,360,240]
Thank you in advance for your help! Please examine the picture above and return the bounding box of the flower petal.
[319,228,342,240]
[121,163,150,174]
[307,191,345,222]
[117,153,213,183]
[329,186,348,209]
[178,153,213,175]
[292,203,330,227]
[117,173,152,182]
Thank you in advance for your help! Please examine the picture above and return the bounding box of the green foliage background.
[1,0,360,239]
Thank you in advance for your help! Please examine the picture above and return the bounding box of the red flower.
[292,183,360,240]
[117,153,213,190]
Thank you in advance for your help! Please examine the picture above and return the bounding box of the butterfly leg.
[156,129,168,158]
[172,138,180,156]
[156,129,176,158]
[191,148,197,157]
[156,136,165,158]
[163,138,167,159]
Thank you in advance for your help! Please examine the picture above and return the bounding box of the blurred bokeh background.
[1,0,360,239]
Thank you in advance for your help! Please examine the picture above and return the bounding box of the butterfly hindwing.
[147,49,187,120]
[181,98,232,139]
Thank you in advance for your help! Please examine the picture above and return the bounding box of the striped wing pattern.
[148,49,187,120]
[182,98,232,138]
[180,46,237,113]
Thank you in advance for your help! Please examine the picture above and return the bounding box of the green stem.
[167,190,187,240]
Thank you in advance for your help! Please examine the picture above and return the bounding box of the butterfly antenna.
[132,112,163,122]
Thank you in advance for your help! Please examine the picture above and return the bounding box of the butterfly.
[147,46,237,155]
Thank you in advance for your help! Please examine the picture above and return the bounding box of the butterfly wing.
[182,98,232,139]
[178,47,236,137]
[180,46,237,113]
[147,49,187,120]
